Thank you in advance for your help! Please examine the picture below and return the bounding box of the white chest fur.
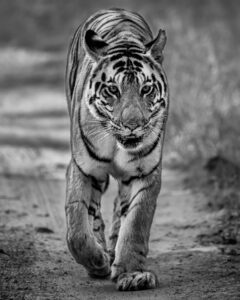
[111,142,161,180]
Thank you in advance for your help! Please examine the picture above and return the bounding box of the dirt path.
[0,89,240,299]
[1,156,239,299]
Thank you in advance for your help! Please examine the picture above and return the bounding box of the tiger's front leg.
[65,159,111,278]
[111,168,161,291]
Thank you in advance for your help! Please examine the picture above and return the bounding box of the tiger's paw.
[88,252,111,278]
[116,271,158,291]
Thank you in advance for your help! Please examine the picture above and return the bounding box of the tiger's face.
[84,30,168,149]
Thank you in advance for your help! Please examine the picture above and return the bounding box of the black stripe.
[128,53,143,60]
[127,47,144,53]
[73,157,90,178]
[97,16,124,33]
[120,185,149,216]
[151,107,161,119]
[95,81,101,93]
[92,175,109,193]
[94,103,108,119]
[130,186,149,205]
[151,74,156,82]
[92,179,102,192]
[144,76,151,83]
[101,73,106,82]
[160,73,167,92]
[120,199,128,208]
[126,203,141,215]
[103,175,109,193]
[81,199,89,210]
[93,227,100,232]
[89,96,96,104]
[133,61,143,68]
[79,116,111,163]
[115,17,148,36]
[115,67,126,75]
[86,9,153,44]
[130,131,162,162]
[102,88,113,98]
[108,48,143,55]
[110,54,123,61]
[80,124,111,163]
[109,51,144,60]
[108,48,128,55]
[158,98,166,108]
[135,67,142,72]
[99,83,107,94]
[122,160,160,185]
[121,203,129,216]
[80,126,94,148]
[109,234,118,241]
[88,205,96,216]
[91,198,99,206]
[157,81,162,96]
[101,99,108,106]
[73,158,109,191]
[67,23,82,98]
[113,61,125,69]
[84,139,111,163]
[77,82,111,163]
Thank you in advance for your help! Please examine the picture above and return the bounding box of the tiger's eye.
[108,85,119,94]
[141,85,152,95]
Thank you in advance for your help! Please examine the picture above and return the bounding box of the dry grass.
[162,1,240,167]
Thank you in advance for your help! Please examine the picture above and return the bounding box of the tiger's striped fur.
[65,8,169,291]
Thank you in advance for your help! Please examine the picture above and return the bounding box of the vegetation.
[1,0,239,166]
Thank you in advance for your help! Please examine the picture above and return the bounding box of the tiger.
[65,8,169,291]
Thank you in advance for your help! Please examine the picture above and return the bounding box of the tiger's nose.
[121,106,145,130]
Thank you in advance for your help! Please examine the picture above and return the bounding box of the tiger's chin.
[116,134,144,150]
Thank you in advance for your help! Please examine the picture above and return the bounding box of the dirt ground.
[0,88,240,300]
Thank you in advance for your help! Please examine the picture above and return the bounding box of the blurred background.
[0,0,239,166]
[0,1,240,298]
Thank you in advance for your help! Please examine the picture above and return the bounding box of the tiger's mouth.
[116,134,143,148]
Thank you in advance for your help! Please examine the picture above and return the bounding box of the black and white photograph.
[0,0,239,299]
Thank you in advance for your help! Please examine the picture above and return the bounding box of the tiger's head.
[84,29,169,150]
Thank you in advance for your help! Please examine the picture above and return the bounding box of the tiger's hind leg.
[65,159,110,278]
[111,169,161,291]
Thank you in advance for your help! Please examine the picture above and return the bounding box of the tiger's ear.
[84,30,109,60]
[145,29,167,64]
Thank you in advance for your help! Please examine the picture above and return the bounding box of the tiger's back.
[66,9,154,107]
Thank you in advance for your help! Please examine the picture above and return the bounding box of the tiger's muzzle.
[115,105,148,149]
[121,105,146,130]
